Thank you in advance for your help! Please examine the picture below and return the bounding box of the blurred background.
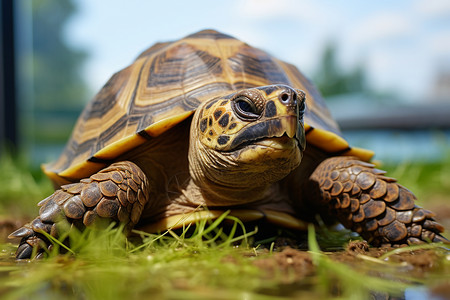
[1,0,450,168]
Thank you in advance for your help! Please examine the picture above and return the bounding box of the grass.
[308,225,408,299]
[382,155,450,205]
[0,220,262,300]
[0,152,52,217]
[0,153,449,299]
[1,220,448,300]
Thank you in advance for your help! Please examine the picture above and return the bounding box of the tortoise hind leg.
[307,156,447,246]
[9,161,150,259]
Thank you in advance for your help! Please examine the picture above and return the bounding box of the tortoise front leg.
[9,161,150,259]
[307,156,447,246]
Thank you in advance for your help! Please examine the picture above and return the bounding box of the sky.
[64,0,450,102]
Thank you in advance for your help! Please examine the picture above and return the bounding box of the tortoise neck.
[188,138,274,206]
[188,154,271,206]
[197,176,272,207]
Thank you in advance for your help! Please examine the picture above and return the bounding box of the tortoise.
[10,29,447,259]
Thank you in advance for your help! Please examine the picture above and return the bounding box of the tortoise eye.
[232,96,260,120]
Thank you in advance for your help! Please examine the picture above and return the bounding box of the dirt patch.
[430,280,450,299]
[385,249,440,270]
[346,240,369,254]
[251,238,448,286]
[253,247,315,283]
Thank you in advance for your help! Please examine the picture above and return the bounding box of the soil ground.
[1,204,449,299]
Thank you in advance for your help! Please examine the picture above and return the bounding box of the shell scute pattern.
[43,30,369,186]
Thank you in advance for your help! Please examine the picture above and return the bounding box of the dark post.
[0,0,18,153]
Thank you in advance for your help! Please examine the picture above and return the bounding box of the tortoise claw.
[407,237,423,245]
[16,242,34,259]
[14,234,48,260]
[310,157,448,246]
[423,219,445,233]
[10,161,151,259]
[8,226,34,239]
[432,234,449,243]
[10,221,52,259]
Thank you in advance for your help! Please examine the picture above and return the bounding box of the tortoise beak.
[282,115,306,152]
[284,116,297,139]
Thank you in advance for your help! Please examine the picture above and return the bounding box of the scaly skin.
[9,161,150,259]
[10,85,448,259]
[309,156,446,246]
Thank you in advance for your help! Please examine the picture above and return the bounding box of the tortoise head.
[189,84,306,194]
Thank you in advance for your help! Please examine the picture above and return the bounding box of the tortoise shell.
[44,30,373,186]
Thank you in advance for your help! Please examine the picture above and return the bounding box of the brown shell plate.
[44,29,373,186]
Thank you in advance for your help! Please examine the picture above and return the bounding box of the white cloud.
[349,12,414,45]
[428,31,450,57]
[366,47,433,100]
[237,0,292,18]
[235,0,334,23]
[414,0,450,19]
[66,0,449,101]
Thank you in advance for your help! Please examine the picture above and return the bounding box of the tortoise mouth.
[228,116,301,151]
[254,134,299,150]
[231,132,300,152]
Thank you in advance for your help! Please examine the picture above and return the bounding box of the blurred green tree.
[31,0,87,144]
[313,42,367,98]
[32,0,87,110]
